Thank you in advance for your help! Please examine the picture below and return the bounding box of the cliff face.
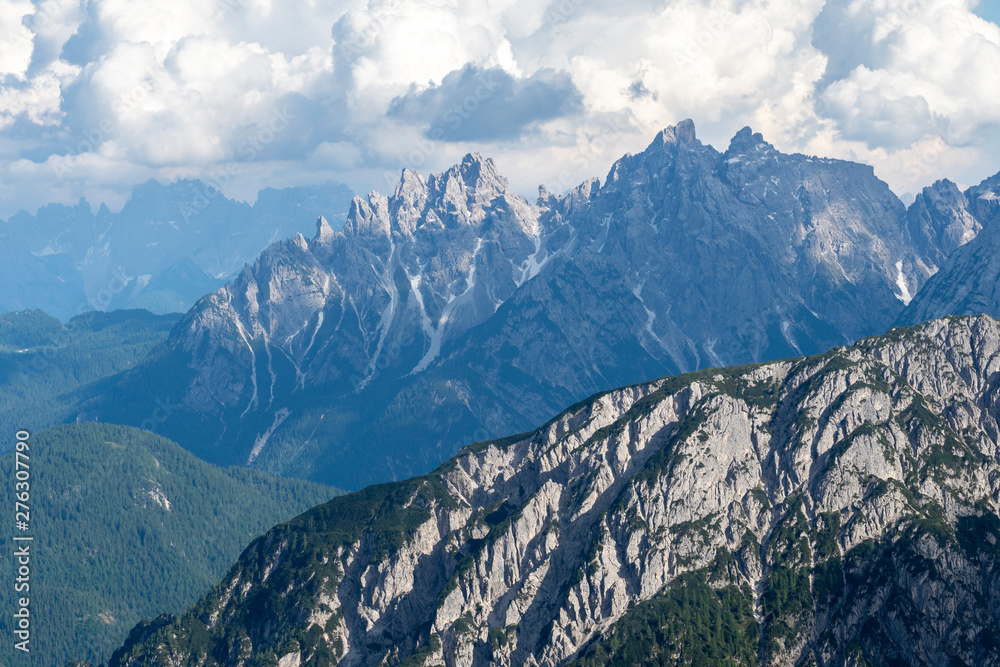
[900,174,1000,326]
[110,315,1000,667]
[85,122,985,490]
[904,178,984,272]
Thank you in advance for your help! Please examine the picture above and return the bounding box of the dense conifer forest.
[0,423,341,666]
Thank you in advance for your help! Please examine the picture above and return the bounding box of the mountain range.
[0,179,354,320]
[80,120,997,490]
[4,120,999,666]
[107,315,1000,666]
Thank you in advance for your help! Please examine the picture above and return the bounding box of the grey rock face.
[108,315,1000,666]
[157,154,555,468]
[900,174,1000,325]
[904,179,983,272]
[87,122,989,489]
[441,123,946,431]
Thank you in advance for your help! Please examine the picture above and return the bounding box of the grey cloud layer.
[387,64,583,142]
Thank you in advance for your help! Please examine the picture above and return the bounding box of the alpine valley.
[78,121,998,490]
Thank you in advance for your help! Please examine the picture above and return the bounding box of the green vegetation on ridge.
[0,309,179,445]
[0,423,341,667]
[569,572,759,666]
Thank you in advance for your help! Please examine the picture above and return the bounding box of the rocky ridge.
[900,173,1000,324]
[85,122,996,489]
[110,315,1000,666]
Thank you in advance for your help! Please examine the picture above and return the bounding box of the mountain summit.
[84,122,991,489]
[898,174,1000,325]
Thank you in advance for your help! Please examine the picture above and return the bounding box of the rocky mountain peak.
[121,178,221,217]
[655,118,698,146]
[899,169,1000,325]
[536,184,552,205]
[313,215,336,244]
[390,169,430,237]
[430,152,505,193]
[123,177,175,203]
[394,167,429,201]
[603,120,712,190]
[904,178,980,270]
[342,191,392,239]
[724,125,775,157]
[341,155,517,240]
[921,178,965,205]
[423,153,511,226]
[968,170,1000,222]
[972,170,1000,195]
[86,126,996,494]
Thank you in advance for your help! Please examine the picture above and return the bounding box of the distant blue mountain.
[0,179,354,320]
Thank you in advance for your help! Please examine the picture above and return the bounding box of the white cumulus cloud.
[0,0,999,217]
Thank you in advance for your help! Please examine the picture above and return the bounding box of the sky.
[1,0,999,218]
[976,1,1000,23]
